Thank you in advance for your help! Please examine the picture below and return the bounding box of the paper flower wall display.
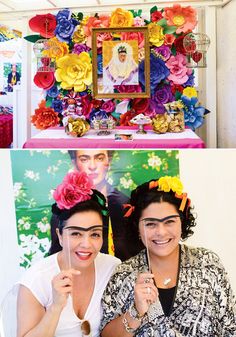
[26,5,210,132]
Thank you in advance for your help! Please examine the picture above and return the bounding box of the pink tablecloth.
[23,126,205,149]
[0,114,13,148]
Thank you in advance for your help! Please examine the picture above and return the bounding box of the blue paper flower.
[47,85,59,98]
[55,9,78,43]
[89,109,108,122]
[139,53,170,92]
[184,106,205,130]
[52,99,63,113]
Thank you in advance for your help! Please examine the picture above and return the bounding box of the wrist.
[129,303,146,322]
[122,312,141,334]
[50,302,64,314]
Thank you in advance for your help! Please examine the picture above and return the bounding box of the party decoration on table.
[183,32,210,68]
[91,116,116,135]
[130,113,152,134]
[152,113,169,134]
[26,5,210,132]
[64,116,90,137]
[164,100,185,132]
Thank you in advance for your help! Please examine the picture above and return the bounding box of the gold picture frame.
[92,26,150,99]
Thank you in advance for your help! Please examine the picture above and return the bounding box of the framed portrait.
[92,27,150,99]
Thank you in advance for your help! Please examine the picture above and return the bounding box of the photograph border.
[92,26,150,99]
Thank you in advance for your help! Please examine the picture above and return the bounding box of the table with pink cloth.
[0,114,13,148]
[23,126,205,149]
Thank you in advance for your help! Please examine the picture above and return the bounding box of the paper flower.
[53,171,93,210]
[42,37,69,60]
[29,13,56,38]
[158,176,183,195]
[110,8,133,27]
[55,52,92,92]
[163,4,197,34]
[33,71,55,90]
[148,23,165,47]
[166,54,190,85]
[121,31,145,48]
[55,9,78,43]
[31,100,60,130]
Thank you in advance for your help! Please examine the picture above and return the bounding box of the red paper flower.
[34,71,55,90]
[53,171,94,210]
[174,35,187,55]
[131,98,150,114]
[120,110,137,126]
[31,100,60,130]
[29,13,56,38]
[151,10,163,22]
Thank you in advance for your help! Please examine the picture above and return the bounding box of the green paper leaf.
[175,91,182,100]
[163,25,177,35]
[24,34,44,43]
[156,18,167,27]
[150,6,158,14]
[171,44,177,56]
[46,97,53,107]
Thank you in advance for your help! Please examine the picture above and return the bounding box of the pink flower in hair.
[53,171,94,210]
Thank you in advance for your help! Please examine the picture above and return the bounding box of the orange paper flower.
[163,4,197,34]
[31,100,60,130]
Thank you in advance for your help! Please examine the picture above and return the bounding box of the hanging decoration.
[183,32,211,68]
[25,5,210,132]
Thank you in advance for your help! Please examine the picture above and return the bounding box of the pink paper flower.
[121,31,145,48]
[101,100,116,113]
[133,16,145,27]
[53,171,94,210]
[166,53,189,85]
[96,32,113,49]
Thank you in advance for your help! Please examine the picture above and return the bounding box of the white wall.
[0,149,236,306]
[217,1,236,147]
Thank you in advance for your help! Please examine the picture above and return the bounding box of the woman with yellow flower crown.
[101,176,236,337]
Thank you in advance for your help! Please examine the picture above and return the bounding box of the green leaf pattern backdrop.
[11,150,179,269]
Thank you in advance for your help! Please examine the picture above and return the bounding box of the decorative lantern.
[183,33,210,68]
[33,39,55,72]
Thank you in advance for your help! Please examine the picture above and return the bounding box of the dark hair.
[48,189,108,255]
[68,150,114,162]
[124,179,196,257]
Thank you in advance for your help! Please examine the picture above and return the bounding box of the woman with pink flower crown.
[16,171,120,337]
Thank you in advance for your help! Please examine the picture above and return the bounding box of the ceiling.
[0,0,231,17]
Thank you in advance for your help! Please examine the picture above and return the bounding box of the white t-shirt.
[18,252,120,337]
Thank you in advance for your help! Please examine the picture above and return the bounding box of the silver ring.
[147,287,151,294]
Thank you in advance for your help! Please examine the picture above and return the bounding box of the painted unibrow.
[64,225,103,232]
[140,215,180,222]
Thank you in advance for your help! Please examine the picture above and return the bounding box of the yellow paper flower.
[158,176,172,192]
[158,176,183,195]
[169,177,183,195]
[55,52,92,92]
[43,37,69,60]
[148,23,165,47]
[183,86,198,98]
[72,25,86,44]
[110,8,133,27]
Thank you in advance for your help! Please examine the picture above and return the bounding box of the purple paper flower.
[152,84,174,104]
[139,54,170,92]
[89,109,108,122]
[153,45,171,61]
[73,43,91,55]
[149,99,166,114]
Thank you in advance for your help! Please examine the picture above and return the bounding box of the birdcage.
[183,33,210,68]
[33,39,55,72]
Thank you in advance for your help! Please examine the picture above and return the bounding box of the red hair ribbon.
[123,203,135,217]
[149,180,159,189]
[175,193,189,212]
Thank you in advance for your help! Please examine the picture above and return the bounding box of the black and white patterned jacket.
[101,244,236,336]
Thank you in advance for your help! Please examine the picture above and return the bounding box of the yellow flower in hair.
[158,176,172,192]
[170,177,183,195]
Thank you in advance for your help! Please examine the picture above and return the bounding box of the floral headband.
[124,176,190,217]
[52,171,108,217]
